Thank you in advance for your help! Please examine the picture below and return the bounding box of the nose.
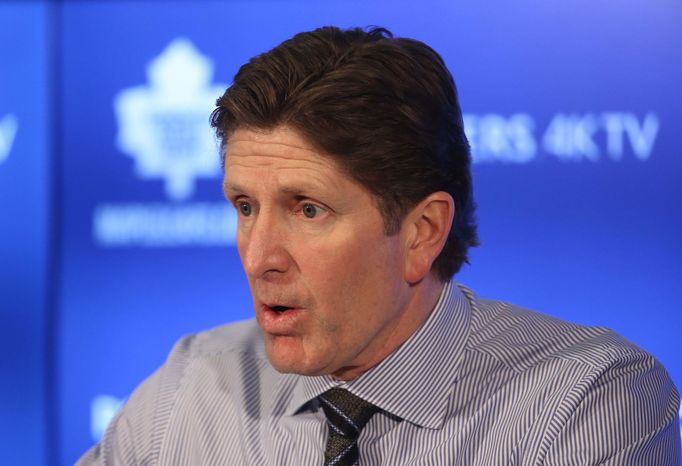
[238,209,292,280]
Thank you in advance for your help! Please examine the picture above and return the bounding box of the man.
[79,26,680,465]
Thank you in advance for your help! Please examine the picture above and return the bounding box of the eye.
[302,203,323,219]
[237,201,252,216]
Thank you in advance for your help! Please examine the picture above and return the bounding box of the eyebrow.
[279,185,323,197]
[223,181,245,195]
[222,180,332,199]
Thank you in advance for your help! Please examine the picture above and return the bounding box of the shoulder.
[166,318,278,402]
[150,318,269,398]
[459,284,651,373]
[457,284,681,464]
[77,319,271,465]
[175,318,267,361]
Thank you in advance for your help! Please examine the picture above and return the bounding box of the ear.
[403,192,454,284]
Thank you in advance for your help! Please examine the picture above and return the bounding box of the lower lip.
[258,305,303,334]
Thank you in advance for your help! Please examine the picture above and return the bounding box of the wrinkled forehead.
[224,126,349,176]
[223,126,365,197]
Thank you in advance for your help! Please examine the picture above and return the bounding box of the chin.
[263,332,342,377]
[264,340,317,375]
[268,358,323,376]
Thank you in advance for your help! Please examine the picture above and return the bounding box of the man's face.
[224,126,422,380]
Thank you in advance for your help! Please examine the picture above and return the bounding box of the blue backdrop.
[0,2,50,465]
[0,1,680,465]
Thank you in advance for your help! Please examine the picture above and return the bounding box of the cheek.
[299,244,368,332]
[306,235,401,318]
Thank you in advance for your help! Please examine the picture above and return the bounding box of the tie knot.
[319,388,380,437]
[319,388,381,465]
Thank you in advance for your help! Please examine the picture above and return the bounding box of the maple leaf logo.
[114,38,227,201]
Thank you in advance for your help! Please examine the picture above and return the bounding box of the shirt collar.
[285,281,471,429]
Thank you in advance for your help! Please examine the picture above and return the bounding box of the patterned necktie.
[318,388,381,466]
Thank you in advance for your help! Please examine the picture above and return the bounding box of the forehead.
[224,126,350,186]
[226,126,331,166]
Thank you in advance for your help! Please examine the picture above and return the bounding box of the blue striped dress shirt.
[78,282,681,465]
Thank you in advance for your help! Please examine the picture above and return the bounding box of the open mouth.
[271,305,293,314]
[259,303,300,332]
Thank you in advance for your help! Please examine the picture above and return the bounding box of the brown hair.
[211,26,478,280]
